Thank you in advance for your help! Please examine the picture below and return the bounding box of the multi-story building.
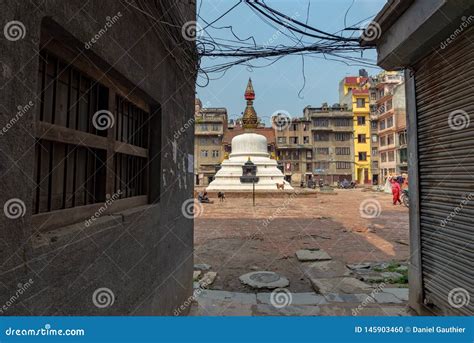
[303,105,354,184]
[194,99,227,186]
[368,79,380,184]
[340,72,372,184]
[373,71,406,180]
[273,116,312,184]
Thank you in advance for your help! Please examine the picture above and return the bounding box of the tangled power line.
[122,0,377,89]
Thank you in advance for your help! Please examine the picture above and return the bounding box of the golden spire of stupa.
[242,78,258,129]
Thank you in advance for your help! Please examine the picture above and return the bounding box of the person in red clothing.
[390,177,402,205]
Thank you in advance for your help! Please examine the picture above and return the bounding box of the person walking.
[390,177,402,205]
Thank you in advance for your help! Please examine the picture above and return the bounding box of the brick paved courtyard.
[191,188,411,316]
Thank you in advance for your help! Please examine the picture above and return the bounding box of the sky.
[196,0,387,123]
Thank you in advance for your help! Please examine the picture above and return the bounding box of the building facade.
[194,100,227,186]
[365,0,473,316]
[303,105,354,185]
[273,116,312,184]
[372,71,406,180]
[340,75,372,184]
[0,1,196,315]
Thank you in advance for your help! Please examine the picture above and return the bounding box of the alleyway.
[191,188,412,316]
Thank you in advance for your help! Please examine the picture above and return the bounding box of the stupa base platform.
[194,189,322,198]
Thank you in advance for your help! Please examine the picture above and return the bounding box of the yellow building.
[339,75,372,184]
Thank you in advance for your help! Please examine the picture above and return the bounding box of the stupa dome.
[230,133,268,158]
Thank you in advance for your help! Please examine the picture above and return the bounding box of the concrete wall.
[0,1,196,315]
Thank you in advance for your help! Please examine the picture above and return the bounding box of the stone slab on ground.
[303,260,351,278]
[324,293,368,303]
[257,292,327,306]
[193,271,201,281]
[373,292,404,304]
[254,304,321,316]
[194,263,212,271]
[189,299,253,316]
[381,272,403,282]
[296,249,332,262]
[196,290,257,305]
[383,288,409,301]
[239,271,289,289]
[310,277,372,294]
[199,272,217,288]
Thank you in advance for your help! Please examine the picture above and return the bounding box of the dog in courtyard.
[217,192,226,202]
[276,182,285,190]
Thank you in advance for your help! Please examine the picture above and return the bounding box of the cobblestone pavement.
[192,188,410,315]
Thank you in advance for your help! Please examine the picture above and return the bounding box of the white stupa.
[207,79,292,191]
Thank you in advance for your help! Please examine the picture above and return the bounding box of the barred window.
[335,147,350,155]
[33,50,152,230]
[336,162,351,169]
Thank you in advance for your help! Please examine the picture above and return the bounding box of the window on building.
[306,150,312,159]
[335,147,350,155]
[372,134,378,143]
[386,100,392,111]
[200,124,208,131]
[357,116,366,126]
[316,147,329,155]
[303,136,309,144]
[370,92,376,101]
[314,118,329,127]
[379,120,386,130]
[356,98,365,108]
[399,148,408,163]
[277,137,286,144]
[358,152,367,161]
[399,130,407,145]
[201,150,208,157]
[336,162,351,169]
[314,132,329,141]
[290,136,298,144]
[380,136,387,146]
[212,124,219,131]
[387,116,393,128]
[387,134,394,145]
[381,152,387,162]
[388,151,395,161]
[212,150,219,158]
[335,132,351,141]
[34,50,151,219]
[303,123,308,131]
[306,163,312,171]
[357,134,366,143]
[291,123,298,131]
[372,147,378,156]
[315,162,329,170]
[371,121,378,129]
[292,151,299,160]
[293,162,300,171]
[333,118,351,127]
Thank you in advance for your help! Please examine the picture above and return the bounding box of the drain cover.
[239,271,289,289]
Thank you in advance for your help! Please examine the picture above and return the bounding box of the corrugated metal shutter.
[414,25,474,315]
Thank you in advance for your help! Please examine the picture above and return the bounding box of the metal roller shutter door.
[414,25,474,315]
